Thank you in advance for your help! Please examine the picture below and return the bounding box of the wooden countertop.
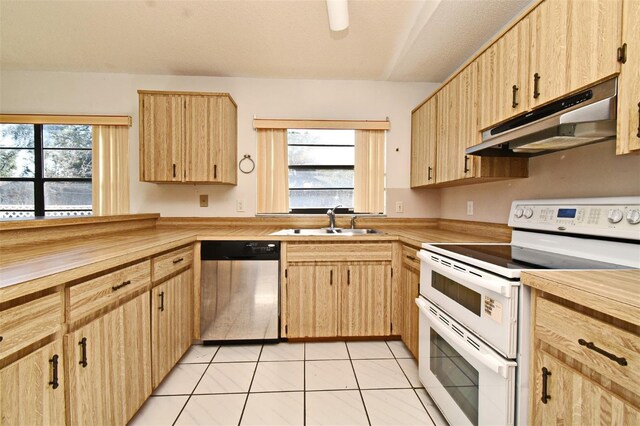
[0,224,506,301]
[522,270,640,326]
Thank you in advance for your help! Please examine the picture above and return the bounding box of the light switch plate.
[395,201,404,213]
[199,194,208,207]
[467,200,474,216]
[236,199,245,212]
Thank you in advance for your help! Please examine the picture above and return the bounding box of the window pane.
[44,150,92,178]
[289,168,354,189]
[0,181,35,211]
[287,129,354,146]
[43,125,92,148]
[0,148,35,177]
[289,189,353,209]
[288,146,354,166]
[44,181,92,211]
[0,124,34,148]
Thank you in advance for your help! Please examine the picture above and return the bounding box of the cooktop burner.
[428,243,631,270]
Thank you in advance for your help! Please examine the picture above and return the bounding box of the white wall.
[0,70,441,218]
[440,140,640,223]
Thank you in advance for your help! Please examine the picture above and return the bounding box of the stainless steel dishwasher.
[200,241,280,344]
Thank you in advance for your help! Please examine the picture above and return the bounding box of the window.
[254,118,388,215]
[288,129,355,213]
[0,124,92,218]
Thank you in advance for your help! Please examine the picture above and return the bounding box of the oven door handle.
[416,298,516,379]
[417,250,513,298]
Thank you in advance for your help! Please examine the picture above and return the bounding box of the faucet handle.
[350,214,358,229]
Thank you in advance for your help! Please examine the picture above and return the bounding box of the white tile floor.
[129,340,449,426]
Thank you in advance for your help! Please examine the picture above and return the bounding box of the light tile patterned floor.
[129,340,448,426]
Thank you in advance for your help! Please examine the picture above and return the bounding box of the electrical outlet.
[236,199,245,212]
[395,201,404,213]
[467,200,474,216]
[199,194,208,207]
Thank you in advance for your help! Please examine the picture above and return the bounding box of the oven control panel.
[508,197,640,240]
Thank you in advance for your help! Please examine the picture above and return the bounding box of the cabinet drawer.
[401,245,420,270]
[152,245,193,282]
[68,260,150,322]
[0,292,63,359]
[535,297,640,393]
[287,243,393,262]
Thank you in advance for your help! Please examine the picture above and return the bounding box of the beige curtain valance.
[0,114,131,126]
[92,126,130,215]
[253,118,389,131]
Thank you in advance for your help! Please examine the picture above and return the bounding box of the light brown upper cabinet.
[478,16,530,130]
[617,0,640,154]
[410,96,437,187]
[139,90,237,184]
[529,0,622,108]
[437,64,478,183]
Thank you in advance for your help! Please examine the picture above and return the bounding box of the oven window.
[432,271,482,316]
[430,328,479,425]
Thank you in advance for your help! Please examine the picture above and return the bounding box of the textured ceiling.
[0,0,532,82]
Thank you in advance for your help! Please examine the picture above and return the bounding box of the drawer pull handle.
[463,155,470,174]
[0,336,3,342]
[112,280,131,291]
[330,270,333,286]
[533,73,541,99]
[159,291,165,312]
[637,102,640,138]
[427,166,433,181]
[578,338,627,366]
[512,84,519,108]
[406,255,417,261]
[49,354,60,389]
[173,163,177,178]
[79,337,88,368]
[347,269,351,285]
[172,257,184,264]
[541,367,551,404]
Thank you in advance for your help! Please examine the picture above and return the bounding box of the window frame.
[0,124,93,218]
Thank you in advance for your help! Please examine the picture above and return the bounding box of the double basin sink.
[271,228,383,236]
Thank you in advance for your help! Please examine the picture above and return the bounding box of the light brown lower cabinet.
[533,350,640,424]
[65,293,151,425]
[151,269,193,388]
[285,261,391,338]
[400,247,420,358]
[0,339,65,426]
[286,263,339,338]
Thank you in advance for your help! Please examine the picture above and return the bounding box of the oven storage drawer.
[534,296,639,393]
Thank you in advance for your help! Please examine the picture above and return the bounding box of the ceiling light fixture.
[326,0,349,32]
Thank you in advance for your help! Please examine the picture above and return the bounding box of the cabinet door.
[0,340,65,426]
[184,95,221,182]
[341,262,391,337]
[530,0,622,108]
[66,306,124,425]
[437,64,478,183]
[140,93,184,182]
[121,293,152,421]
[617,0,640,154]
[220,97,238,185]
[151,269,193,388]
[478,17,530,130]
[401,259,419,359]
[286,264,339,338]
[410,98,437,187]
[532,350,640,425]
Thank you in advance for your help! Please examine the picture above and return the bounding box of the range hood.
[467,78,617,157]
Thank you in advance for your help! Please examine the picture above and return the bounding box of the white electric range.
[416,197,640,426]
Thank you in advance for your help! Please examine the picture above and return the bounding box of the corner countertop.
[0,223,507,300]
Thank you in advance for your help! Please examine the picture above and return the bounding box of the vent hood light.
[467,78,618,158]
[327,0,349,31]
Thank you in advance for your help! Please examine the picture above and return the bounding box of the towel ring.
[239,154,255,174]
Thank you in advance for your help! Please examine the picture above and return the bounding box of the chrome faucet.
[350,215,358,229]
[327,204,341,229]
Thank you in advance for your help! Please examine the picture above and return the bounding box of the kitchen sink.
[270,228,383,236]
